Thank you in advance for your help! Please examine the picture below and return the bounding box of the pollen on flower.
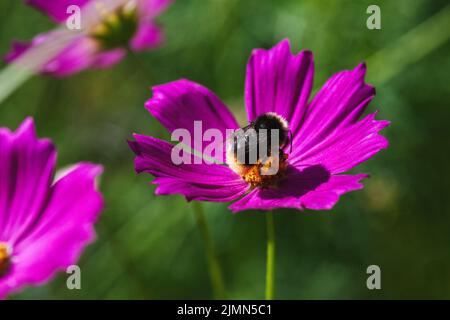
[234,152,289,188]
[0,242,11,277]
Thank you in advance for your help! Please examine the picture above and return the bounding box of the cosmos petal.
[291,112,389,174]
[0,280,9,299]
[93,48,127,68]
[229,165,329,212]
[129,134,249,202]
[245,39,314,135]
[138,0,174,18]
[0,118,56,243]
[26,0,90,23]
[229,166,367,212]
[145,79,239,162]
[130,22,164,51]
[153,178,249,202]
[3,41,31,64]
[299,174,367,210]
[42,37,100,76]
[0,163,103,298]
[5,34,100,77]
[293,63,376,153]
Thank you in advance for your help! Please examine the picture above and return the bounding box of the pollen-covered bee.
[0,242,11,277]
[226,112,291,187]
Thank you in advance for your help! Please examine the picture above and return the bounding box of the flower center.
[0,242,11,277]
[242,151,289,188]
[228,150,289,188]
[91,1,138,50]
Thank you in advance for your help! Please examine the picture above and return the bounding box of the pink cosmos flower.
[0,118,103,298]
[129,40,389,213]
[5,0,173,76]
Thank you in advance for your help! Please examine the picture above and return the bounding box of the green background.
[1,0,449,299]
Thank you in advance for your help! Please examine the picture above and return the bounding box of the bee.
[0,242,11,277]
[226,112,291,187]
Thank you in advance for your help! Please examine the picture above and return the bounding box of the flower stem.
[192,201,226,299]
[265,210,275,300]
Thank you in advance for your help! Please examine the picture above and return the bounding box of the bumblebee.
[226,112,291,187]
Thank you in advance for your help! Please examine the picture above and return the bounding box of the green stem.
[265,210,275,300]
[192,201,226,299]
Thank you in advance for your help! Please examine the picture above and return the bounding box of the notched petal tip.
[356,62,367,72]
[354,62,376,94]
[127,138,141,155]
[245,39,315,125]
[250,39,313,60]
[16,116,36,134]
[299,49,314,61]
[7,117,57,157]
[145,78,192,109]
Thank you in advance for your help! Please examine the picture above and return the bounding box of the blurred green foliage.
[0,0,449,299]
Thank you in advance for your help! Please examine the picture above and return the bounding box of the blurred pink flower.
[0,118,103,298]
[5,0,173,76]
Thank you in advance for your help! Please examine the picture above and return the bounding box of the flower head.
[5,0,173,76]
[0,118,103,298]
[129,40,389,213]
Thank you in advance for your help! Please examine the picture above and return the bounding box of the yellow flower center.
[91,1,138,50]
[0,243,11,277]
[230,152,289,188]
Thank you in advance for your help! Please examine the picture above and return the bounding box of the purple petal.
[293,63,376,154]
[291,112,389,174]
[132,0,173,50]
[229,165,367,212]
[129,134,249,202]
[0,118,56,243]
[130,22,164,51]
[5,32,127,76]
[299,174,367,210]
[4,41,31,64]
[42,37,100,76]
[153,178,249,202]
[0,118,103,298]
[0,163,103,298]
[27,0,89,23]
[245,39,314,135]
[138,0,174,18]
[145,80,239,162]
[5,33,100,77]
[93,48,127,68]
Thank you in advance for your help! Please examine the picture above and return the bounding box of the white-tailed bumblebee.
[226,112,290,187]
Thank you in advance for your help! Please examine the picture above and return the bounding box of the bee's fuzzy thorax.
[263,112,289,132]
